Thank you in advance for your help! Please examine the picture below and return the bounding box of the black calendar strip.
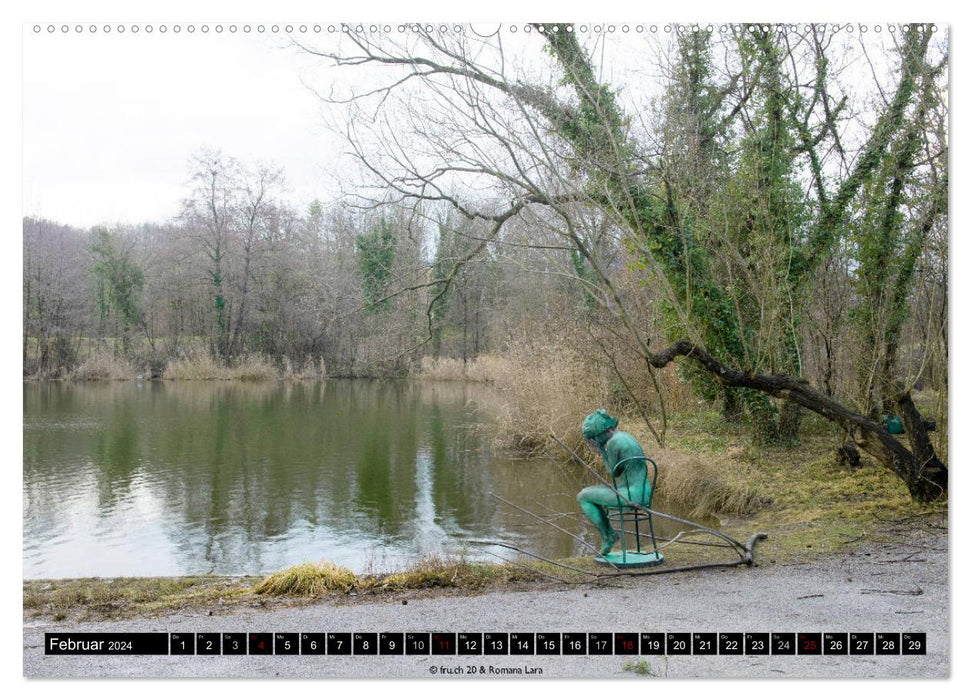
[45,632,927,656]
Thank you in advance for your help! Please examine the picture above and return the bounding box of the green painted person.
[577,409,651,555]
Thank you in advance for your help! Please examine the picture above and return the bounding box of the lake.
[23,380,700,579]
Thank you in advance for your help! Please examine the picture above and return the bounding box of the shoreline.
[23,531,949,679]
[24,520,945,624]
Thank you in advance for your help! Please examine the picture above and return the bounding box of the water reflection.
[23,380,705,579]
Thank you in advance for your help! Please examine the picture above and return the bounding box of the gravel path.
[23,536,948,679]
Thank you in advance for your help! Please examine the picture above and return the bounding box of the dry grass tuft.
[464,354,512,383]
[231,354,279,381]
[418,354,511,383]
[251,555,539,597]
[165,352,278,381]
[23,576,257,620]
[419,356,468,380]
[486,336,611,453]
[253,561,357,596]
[69,352,137,381]
[372,555,535,591]
[164,353,230,380]
[649,446,764,517]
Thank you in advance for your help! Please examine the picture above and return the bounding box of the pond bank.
[24,515,945,624]
[23,529,948,679]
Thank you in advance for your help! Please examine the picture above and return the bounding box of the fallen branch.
[466,540,599,580]
[860,588,924,596]
[488,491,622,571]
[645,340,947,503]
[463,542,577,584]
[598,534,769,579]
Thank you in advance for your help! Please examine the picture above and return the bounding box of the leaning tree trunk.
[649,340,947,502]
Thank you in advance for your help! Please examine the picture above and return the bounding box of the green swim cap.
[582,409,618,440]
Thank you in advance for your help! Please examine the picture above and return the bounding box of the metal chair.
[595,456,663,568]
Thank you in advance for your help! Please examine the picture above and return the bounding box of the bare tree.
[301,24,947,501]
[179,148,240,359]
[23,218,89,376]
[229,164,285,358]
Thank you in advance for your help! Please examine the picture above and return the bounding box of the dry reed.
[69,352,137,381]
[165,353,278,381]
[282,356,328,380]
[486,336,611,452]
[253,561,357,595]
[418,354,511,382]
[648,446,764,517]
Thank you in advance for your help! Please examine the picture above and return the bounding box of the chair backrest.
[612,456,658,507]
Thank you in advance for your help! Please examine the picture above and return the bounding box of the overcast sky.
[20,21,941,232]
[23,26,347,228]
[21,23,662,229]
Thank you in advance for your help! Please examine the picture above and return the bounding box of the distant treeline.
[23,26,949,456]
[22,154,597,380]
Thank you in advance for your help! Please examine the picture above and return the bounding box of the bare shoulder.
[606,431,645,457]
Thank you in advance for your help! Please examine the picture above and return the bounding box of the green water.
[23,380,703,579]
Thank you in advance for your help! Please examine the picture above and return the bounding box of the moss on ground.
[658,409,947,563]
